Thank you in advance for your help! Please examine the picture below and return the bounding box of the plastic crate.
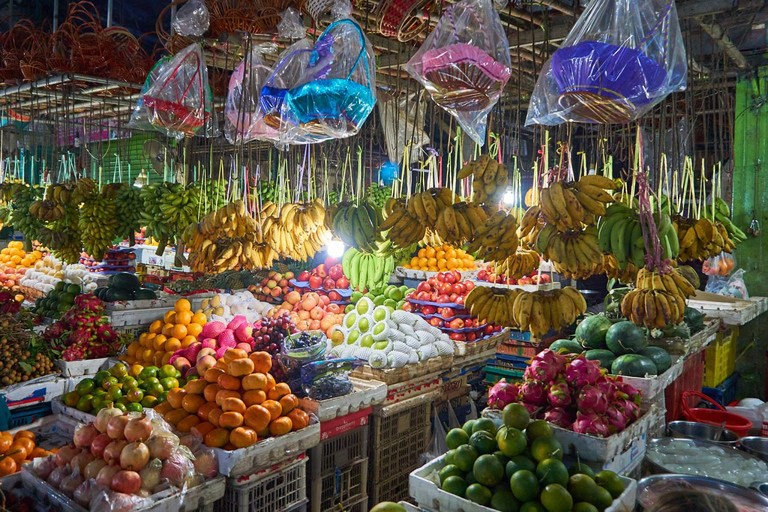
[312,423,369,475]
[703,326,738,387]
[664,351,705,423]
[310,457,368,512]
[7,402,52,429]
[483,365,524,385]
[496,340,537,357]
[216,454,307,512]
[702,372,740,406]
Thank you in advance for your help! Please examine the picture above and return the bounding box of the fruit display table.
[686,291,768,326]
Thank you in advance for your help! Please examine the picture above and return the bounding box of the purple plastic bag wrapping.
[224,43,277,144]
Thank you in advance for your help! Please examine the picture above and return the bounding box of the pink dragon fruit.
[524,350,567,382]
[96,325,117,343]
[547,377,572,408]
[572,411,610,437]
[520,380,547,406]
[615,381,642,406]
[576,385,609,414]
[87,343,109,358]
[63,344,86,361]
[543,408,573,429]
[68,328,92,347]
[521,402,542,418]
[620,399,641,421]
[593,375,618,402]
[74,294,104,314]
[565,356,601,388]
[42,322,67,341]
[606,405,630,433]
[488,379,520,410]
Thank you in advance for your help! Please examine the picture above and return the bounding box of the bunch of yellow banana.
[536,225,603,279]
[493,249,540,279]
[78,188,119,261]
[538,175,616,230]
[602,254,640,283]
[620,267,695,328]
[261,200,332,261]
[676,216,736,262]
[467,210,519,262]
[43,183,76,205]
[635,266,697,298]
[464,286,523,327]
[457,154,508,204]
[70,178,98,205]
[405,187,459,225]
[435,202,488,245]
[378,198,425,249]
[29,200,66,222]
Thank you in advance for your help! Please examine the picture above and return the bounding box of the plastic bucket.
[682,390,752,437]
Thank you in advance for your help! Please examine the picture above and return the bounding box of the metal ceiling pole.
[53,0,59,31]
[107,0,113,27]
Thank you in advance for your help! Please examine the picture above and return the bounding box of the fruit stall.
[0,0,768,510]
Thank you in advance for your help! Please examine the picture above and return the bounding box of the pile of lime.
[61,362,184,414]
[440,404,625,512]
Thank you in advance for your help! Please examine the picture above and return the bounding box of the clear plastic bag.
[703,251,735,276]
[526,0,687,126]
[142,43,217,139]
[279,1,376,144]
[405,0,511,145]
[706,268,749,299]
[172,0,210,37]
[300,358,358,400]
[128,56,172,131]
[224,43,277,144]
[378,90,430,165]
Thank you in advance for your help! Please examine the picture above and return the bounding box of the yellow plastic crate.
[703,326,738,388]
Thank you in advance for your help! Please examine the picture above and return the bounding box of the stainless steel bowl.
[638,474,768,509]
[741,436,768,462]
[752,482,768,496]
[667,420,740,445]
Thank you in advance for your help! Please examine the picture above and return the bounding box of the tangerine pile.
[0,242,42,269]
[124,298,207,367]
[405,244,476,272]
[155,348,309,450]
[0,429,52,476]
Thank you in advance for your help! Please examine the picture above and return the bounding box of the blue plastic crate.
[7,402,52,430]
[702,372,740,407]
[437,404,472,427]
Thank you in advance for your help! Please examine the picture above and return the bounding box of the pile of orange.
[123,298,207,367]
[404,244,476,272]
[155,349,309,450]
[0,242,42,269]
[0,429,52,476]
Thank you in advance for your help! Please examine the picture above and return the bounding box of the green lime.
[536,459,569,487]
[177,378,187,388]
[490,486,521,512]
[540,484,573,512]
[148,383,165,397]
[91,396,104,410]
[498,427,527,458]
[438,464,463,485]
[117,396,130,406]
[344,304,354,314]
[121,376,138,389]
[454,445,479,472]
[160,377,179,390]
[125,402,143,413]
[503,403,530,431]
[445,449,456,466]
[568,474,598,503]
[530,437,563,462]
[446,428,470,450]
[142,377,161,389]
[465,472,478,485]
[76,394,93,412]
[93,370,110,388]
[568,462,596,479]
[465,484,492,506]
[102,376,118,390]
[462,420,476,437]
[594,471,624,499]
[106,386,123,402]
[92,388,107,398]
[373,295,386,306]
[472,418,497,437]
[141,395,159,408]
[525,420,553,443]
[589,487,613,510]
[113,402,127,412]
[493,451,510,468]
[506,456,536,479]
[470,431,497,455]
[472,454,504,487]
[509,470,539,503]
[75,378,95,395]
[520,503,546,512]
[126,388,144,403]
[159,364,177,379]
[573,503,598,512]
[157,390,168,403]
[63,391,80,408]
[109,363,128,379]
[139,367,158,380]
[442,475,468,497]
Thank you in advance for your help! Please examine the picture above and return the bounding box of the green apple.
[356,297,374,315]
[372,322,387,336]
[373,306,389,322]
[360,334,374,347]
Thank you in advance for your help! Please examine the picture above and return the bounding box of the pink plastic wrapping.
[172,0,210,37]
[278,0,376,144]
[224,43,277,144]
[526,0,687,125]
[142,43,217,139]
[405,0,511,145]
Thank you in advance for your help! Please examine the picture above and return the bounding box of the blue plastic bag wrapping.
[405,0,511,146]
[277,0,376,145]
[224,43,277,144]
[526,0,687,126]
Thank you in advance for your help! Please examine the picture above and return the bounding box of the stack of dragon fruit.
[40,294,124,361]
[488,349,642,437]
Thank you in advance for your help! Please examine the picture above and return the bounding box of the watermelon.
[611,354,658,377]
[605,321,647,355]
[105,288,132,302]
[109,272,141,293]
[640,347,672,374]
[576,316,613,349]
[549,339,584,354]
[584,349,617,370]
[134,289,158,300]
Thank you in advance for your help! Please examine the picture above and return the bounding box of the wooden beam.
[695,16,749,69]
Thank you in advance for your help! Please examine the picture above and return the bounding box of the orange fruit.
[142,348,155,363]
[215,389,241,406]
[177,414,201,433]
[191,313,207,326]
[187,323,203,338]
[161,352,173,365]
[175,298,191,312]
[264,373,276,392]
[203,383,221,402]
[204,428,229,448]
[230,427,258,448]
[154,401,174,416]
[228,358,254,377]
[163,311,176,324]
[29,447,47,459]
[0,434,12,454]
[149,320,163,334]
[242,390,267,407]
[166,388,187,409]
[181,335,198,348]
[162,323,175,338]
[12,431,34,443]
[242,373,267,391]
[175,310,192,326]
[261,400,282,421]
[425,247,436,258]
[287,409,309,430]
[182,393,206,414]
[279,394,299,415]
[165,408,190,427]
[219,412,244,428]
[223,348,248,363]
[153,336,167,351]
[191,421,215,440]
[165,337,181,352]
[143,333,157,348]
[204,368,226,383]
[208,407,224,427]
[185,379,207,395]
[171,324,188,340]
[243,405,271,431]
[249,352,272,374]
[14,438,34,455]
[153,352,165,367]
[197,402,219,422]
[269,417,293,436]
[218,374,241,391]
[268,382,291,401]
[127,342,140,357]
[6,443,27,465]
[221,398,246,414]
[0,457,16,476]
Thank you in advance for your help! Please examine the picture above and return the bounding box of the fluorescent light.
[327,239,345,259]
[502,189,514,206]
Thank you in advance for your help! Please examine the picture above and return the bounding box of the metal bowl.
[667,420,740,445]
[638,474,768,509]
[741,437,768,463]
[750,482,768,496]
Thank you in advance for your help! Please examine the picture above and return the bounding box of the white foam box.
[0,374,69,410]
[299,377,386,422]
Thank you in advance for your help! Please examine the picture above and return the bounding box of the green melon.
[611,354,658,377]
[576,316,613,350]
[605,321,647,354]
[584,349,617,370]
[639,347,672,374]
[134,289,158,300]
[109,272,141,293]
[549,339,584,355]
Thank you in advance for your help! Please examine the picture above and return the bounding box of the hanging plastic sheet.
[224,43,277,144]
[278,1,376,144]
[526,0,687,125]
[142,43,218,139]
[172,0,210,37]
[405,0,511,146]
[127,56,171,132]
[378,90,430,165]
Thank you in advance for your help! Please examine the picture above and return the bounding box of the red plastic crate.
[320,407,371,441]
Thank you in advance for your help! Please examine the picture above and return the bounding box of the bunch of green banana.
[342,246,395,292]
[139,182,203,255]
[79,188,119,261]
[29,199,65,222]
[7,184,43,246]
[115,185,143,245]
[457,154,509,204]
[326,200,384,253]
[597,203,679,269]
[703,198,747,244]
[364,183,392,209]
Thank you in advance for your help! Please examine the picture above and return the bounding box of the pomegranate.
[111,470,142,494]
[139,458,163,491]
[124,415,152,443]
[73,423,99,448]
[47,466,68,489]
[84,459,108,480]
[33,456,57,480]
[146,435,177,460]
[120,442,150,471]
[107,415,130,440]
[193,451,219,478]
[73,480,96,507]
[60,473,84,496]
[95,464,121,487]
[70,451,95,474]
[103,440,128,465]
[95,405,123,433]
[55,445,81,467]
[91,433,111,458]
[160,452,194,486]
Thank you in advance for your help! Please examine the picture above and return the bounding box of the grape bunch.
[253,311,297,383]
[365,183,392,209]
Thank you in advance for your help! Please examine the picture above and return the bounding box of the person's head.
[649,490,738,512]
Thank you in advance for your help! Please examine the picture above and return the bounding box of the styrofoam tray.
[612,356,684,403]
[0,374,69,410]
[51,397,96,424]
[9,413,78,451]
[105,293,175,311]
[551,404,659,462]
[409,454,637,512]
[107,306,174,327]
[470,280,561,292]
[299,377,386,422]
[55,357,116,377]
[394,267,479,280]
[212,423,320,477]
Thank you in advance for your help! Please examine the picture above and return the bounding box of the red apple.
[285,271,295,280]
[270,288,282,298]
[494,325,502,332]
[449,293,458,303]
[455,296,465,305]
[416,291,431,302]
[428,317,444,327]
[308,275,323,289]
[438,307,454,317]
[449,332,467,341]
[336,276,350,289]
[449,318,464,329]
[443,272,456,284]
[328,291,342,302]
[436,295,451,304]
[402,302,414,312]
[539,274,551,283]
[439,283,453,295]
[416,282,432,293]
[324,257,338,267]
[451,270,461,282]
[451,283,466,295]
[298,271,311,281]
[477,269,488,281]
[466,332,477,342]
[427,276,438,287]
[519,277,533,285]
[315,264,328,278]
[422,305,437,315]
[484,324,494,335]
[464,281,475,291]
[329,265,344,280]
[464,318,474,327]
[430,291,440,301]
[322,277,336,289]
